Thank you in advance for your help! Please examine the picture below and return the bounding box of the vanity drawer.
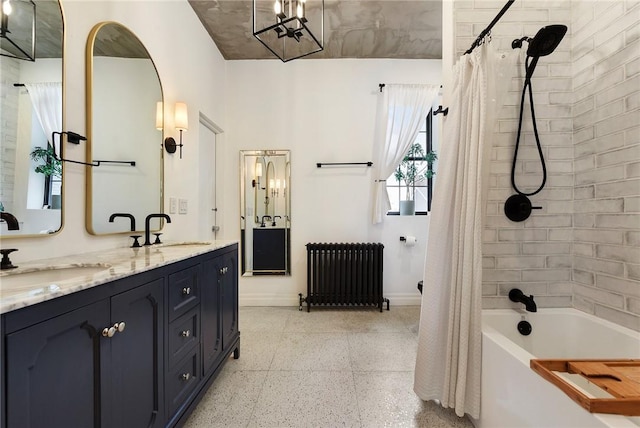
[168,264,200,322]
[167,349,201,418]
[168,308,199,369]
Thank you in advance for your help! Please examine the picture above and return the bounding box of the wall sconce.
[252,161,263,188]
[164,102,188,159]
[1,0,36,62]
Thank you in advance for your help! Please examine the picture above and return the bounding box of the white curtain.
[371,83,440,224]
[413,43,516,419]
[25,82,63,155]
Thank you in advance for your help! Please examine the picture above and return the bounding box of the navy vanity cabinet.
[2,244,239,428]
[220,249,239,356]
[201,256,223,375]
[4,276,165,428]
[5,300,110,428]
[109,278,165,428]
[202,246,239,376]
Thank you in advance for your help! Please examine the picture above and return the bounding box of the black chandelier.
[253,0,324,62]
[0,0,35,62]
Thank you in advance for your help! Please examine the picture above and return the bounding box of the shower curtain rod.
[465,0,515,54]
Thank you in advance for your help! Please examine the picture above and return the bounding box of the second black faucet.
[144,213,171,246]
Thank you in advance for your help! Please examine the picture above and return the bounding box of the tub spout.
[509,288,537,312]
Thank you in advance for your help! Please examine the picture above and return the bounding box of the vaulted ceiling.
[188,0,443,60]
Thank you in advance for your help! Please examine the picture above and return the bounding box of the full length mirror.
[240,150,291,276]
[0,0,64,237]
[86,22,163,235]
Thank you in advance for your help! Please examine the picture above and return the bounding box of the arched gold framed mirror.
[0,0,64,238]
[85,22,164,235]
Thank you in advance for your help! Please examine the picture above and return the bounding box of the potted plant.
[30,146,61,177]
[30,146,62,208]
[394,143,437,215]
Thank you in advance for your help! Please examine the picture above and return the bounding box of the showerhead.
[527,24,567,57]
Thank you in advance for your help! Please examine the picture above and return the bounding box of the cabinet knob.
[114,322,126,333]
[219,267,228,275]
[181,373,191,381]
[102,326,116,338]
[180,330,191,337]
[182,287,191,296]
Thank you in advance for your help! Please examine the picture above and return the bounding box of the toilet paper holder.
[399,236,417,242]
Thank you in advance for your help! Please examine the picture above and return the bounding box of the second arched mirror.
[86,22,163,235]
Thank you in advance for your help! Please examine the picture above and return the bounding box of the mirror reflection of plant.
[30,146,61,178]
[394,143,437,200]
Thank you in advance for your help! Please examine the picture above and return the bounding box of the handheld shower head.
[527,24,567,57]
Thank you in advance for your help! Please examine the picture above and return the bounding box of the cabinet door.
[6,300,110,428]
[109,278,164,428]
[221,251,239,354]
[201,256,222,375]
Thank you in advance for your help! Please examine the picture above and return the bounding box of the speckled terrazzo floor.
[183,306,474,428]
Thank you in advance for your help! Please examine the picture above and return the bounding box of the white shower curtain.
[413,43,515,419]
[25,83,63,155]
[371,84,440,224]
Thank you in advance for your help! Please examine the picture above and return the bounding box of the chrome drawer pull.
[181,373,190,381]
[180,330,191,337]
[182,287,191,296]
[114,322,126,333]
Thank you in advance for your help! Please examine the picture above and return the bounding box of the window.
[386,111,436,215]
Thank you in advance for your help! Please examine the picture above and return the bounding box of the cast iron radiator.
[299,243,389,312]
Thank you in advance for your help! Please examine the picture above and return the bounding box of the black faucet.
[509,288,537,312]
[0,212,19,230]
[144,214,171,246]
[0,248,18,270]
[109,213,136,231]
[260,215,271,227]
[272,215,282,227]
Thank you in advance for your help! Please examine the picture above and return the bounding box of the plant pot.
[399,200,415,216]
[51,195,61,210]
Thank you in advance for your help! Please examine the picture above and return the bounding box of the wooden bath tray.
[530,359,640,416]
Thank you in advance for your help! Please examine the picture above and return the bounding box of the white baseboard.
[239,292,422,307]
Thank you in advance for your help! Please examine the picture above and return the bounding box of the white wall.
[224,59,442,306]
[4,0,228,260]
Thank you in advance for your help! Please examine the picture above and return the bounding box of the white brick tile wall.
[455,0,639,330]
[0,58,20,210]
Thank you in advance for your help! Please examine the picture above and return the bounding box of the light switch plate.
[179,198,188,214]
[169,197,177,214]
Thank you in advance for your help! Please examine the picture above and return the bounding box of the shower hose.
[510,55,547,197]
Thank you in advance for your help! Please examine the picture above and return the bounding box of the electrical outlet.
[169,197,177,214]
[179,198,188,214]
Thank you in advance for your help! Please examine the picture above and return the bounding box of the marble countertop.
[0,240,237,315]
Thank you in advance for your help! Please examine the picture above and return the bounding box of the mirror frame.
[84,21,165,236]
[0,0,65,239]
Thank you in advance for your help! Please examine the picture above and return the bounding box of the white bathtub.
[472,308,640,428]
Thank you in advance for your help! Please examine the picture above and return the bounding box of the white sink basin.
[0,265,111,294]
